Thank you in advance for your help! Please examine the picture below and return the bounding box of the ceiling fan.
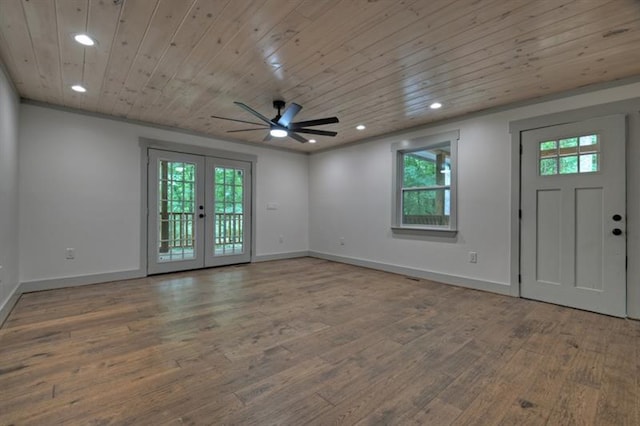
[211,100,339,143]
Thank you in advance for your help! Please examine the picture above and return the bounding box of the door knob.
[199,213,205,218]
[612,228,622,236]
[612,214,622,221]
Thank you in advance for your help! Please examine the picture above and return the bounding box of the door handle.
[612,214,622,222]
[612,228,623,236]
[199,213,205,218]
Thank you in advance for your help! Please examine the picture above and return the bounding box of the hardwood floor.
[1,257,638,425]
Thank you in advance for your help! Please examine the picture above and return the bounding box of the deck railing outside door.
[159,212,243,252]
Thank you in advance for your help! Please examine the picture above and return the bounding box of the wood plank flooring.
[1,257,638,425]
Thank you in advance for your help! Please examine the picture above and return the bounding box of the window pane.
[156,160,197,263]
[444,189,450,216]
[579,154,598,173]
[403,146,450,187]
[579,135,597,146]
[559,137,578,148]
[184,182,194,201]
[559,156,578,174]
[402,189,450,226]
[215,167,225,184]
[540,140,557,150]
[540,158,557,175]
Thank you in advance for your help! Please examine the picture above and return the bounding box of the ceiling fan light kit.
[270,128,288,138]
[211,100,339,144]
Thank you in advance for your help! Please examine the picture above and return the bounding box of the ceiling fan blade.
[277,102,302,127]
[293,128,338,137]
[263,133,273,142]
[210,115,267,126]
[290,117,339,128]
[226,128,269,133]
[289,132,309,143]
[234,101,273,125]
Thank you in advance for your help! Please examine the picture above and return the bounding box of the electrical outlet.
[469,251,477,263]
[339,237,345,246]
[66,248,75,260]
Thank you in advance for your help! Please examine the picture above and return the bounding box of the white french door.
[204,157,252,267]
[147,149,251,274]
[520,115,626,317]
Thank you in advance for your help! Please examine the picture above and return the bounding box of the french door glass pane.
[214,167,244,256]
[157,160,196,262]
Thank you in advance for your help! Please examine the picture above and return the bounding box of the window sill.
[391,226,458,238]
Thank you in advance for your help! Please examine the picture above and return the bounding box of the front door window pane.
[560,156,578,174]
[539,134,600,176]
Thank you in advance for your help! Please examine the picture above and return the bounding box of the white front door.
[147,149,252,274]
[521,115,626,317]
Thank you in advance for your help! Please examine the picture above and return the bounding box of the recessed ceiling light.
[356,124,366,130]
[270,128,288,138]
[308,139,316,144]
[430,102,442,109]
[71,84,87,93]
[74,33,95,46]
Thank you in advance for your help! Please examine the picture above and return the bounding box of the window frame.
[391,130,459,233]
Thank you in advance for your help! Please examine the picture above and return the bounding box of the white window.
[391,130,459,232]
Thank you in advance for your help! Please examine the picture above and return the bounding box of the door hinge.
[519,209,522,219]
[626,256,628,270]
[518,274,521,283]
[520,144,523,155]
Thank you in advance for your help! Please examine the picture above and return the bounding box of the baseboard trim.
[19,269,146,294]
[309,251,512,296]
[0,285,21,327]
[253,251,310,262]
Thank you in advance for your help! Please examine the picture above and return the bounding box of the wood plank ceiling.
[1,0,639,152]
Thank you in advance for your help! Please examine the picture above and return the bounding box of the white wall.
[310,116,512,289]
[309,82,640,316]
[18,104,309,283]
[0,64,20,322]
